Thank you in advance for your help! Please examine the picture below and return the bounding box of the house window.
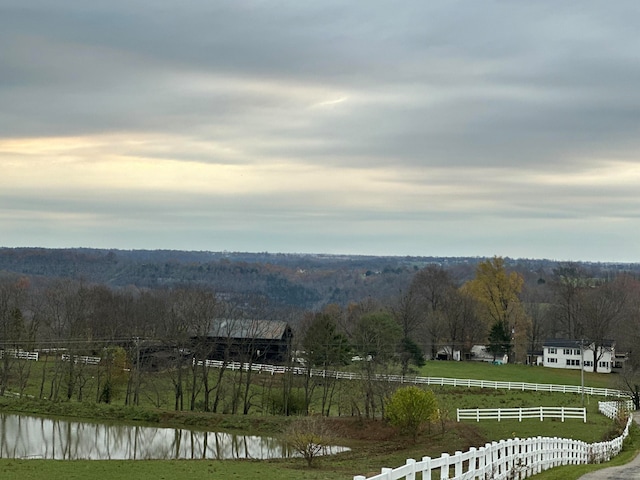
[574,349,581,355]
[566,359,580,366]
[548,348,556,354]
[563,349,571,355]
[548,357,557,363]
[584,360,593,367]
[599,361,609,369]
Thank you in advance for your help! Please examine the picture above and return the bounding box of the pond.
[0,414,349,460]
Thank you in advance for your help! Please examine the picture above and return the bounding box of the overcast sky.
[2,1,640,262]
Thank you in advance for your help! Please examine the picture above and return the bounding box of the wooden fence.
[457,406,586,422]
[194,359,629,398]
[353,414,632,480]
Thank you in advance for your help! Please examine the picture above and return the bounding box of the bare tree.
[176,287,220,411]
[411,265,454,359]
[521,282,554,363]
[0,275,30,395]
[41,279,91,401]
[550,264,588,339]
[351,311,401,419]
[440,288,481,361]
[154,288,195,411]
[391,289,424,375]
[300,311,350,415]
[580,278,628,373]
[285,416,335,467]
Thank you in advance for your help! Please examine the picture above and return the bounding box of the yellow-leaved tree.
[463,257,530,363]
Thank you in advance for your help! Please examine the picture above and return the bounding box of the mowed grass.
[0,458,353,480]
[417,360,616,389]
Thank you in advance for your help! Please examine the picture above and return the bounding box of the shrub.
[267,389,306,415]
[386,386,438,442]
[285,416,334,467]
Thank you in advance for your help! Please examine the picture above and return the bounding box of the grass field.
[416,361,617,389]
[0,359,634,480]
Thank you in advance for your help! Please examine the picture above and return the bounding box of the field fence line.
[0,349,39,361]
[193,358,629,398]
[457,406,587,422]
[353,413,632,480]
[599,399,634,419]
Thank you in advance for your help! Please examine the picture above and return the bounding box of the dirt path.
[577,414,640,480]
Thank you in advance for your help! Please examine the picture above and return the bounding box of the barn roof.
[198,319,291,341]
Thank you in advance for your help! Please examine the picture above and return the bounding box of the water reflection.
[0,414,348,460]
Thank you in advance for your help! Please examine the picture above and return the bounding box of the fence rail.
[194,359,629,398]
[599,400,633,419]
[60,354,101,365]
[0,349,39,361]
[457,406,586,422]
[353,414,632,480]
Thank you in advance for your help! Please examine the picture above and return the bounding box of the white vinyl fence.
[9,353,628,398]
[60,354,101,365]
[353,414,632,480]
[0,349,39,361]
[194,359,629,398]
[599,400,634,419]
[457,406,586,422]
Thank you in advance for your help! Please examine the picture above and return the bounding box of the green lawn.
[416,361,616,390]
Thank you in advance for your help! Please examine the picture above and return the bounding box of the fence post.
[421,456,432,479]
[440,453,450,479]
[454,451,463,477]
[477,445,487,476]
[468,447,477,476]
[406,458,416,480]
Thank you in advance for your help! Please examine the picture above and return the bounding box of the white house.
[542,339,615,374]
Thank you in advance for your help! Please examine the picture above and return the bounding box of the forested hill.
[1,247,637,310]
[0,248,437,309]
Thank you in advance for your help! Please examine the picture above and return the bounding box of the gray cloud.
[1,1,639,260]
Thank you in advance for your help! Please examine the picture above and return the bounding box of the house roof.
[197,319,291,341]
[542,338,615,349]
[543,339,582,348]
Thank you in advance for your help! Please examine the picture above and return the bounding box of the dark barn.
[190,319,293,364]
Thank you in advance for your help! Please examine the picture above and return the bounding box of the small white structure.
[542,339,615,374]
[435,346,461,361]
[526,351,543,366]
[470,345,507,364]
